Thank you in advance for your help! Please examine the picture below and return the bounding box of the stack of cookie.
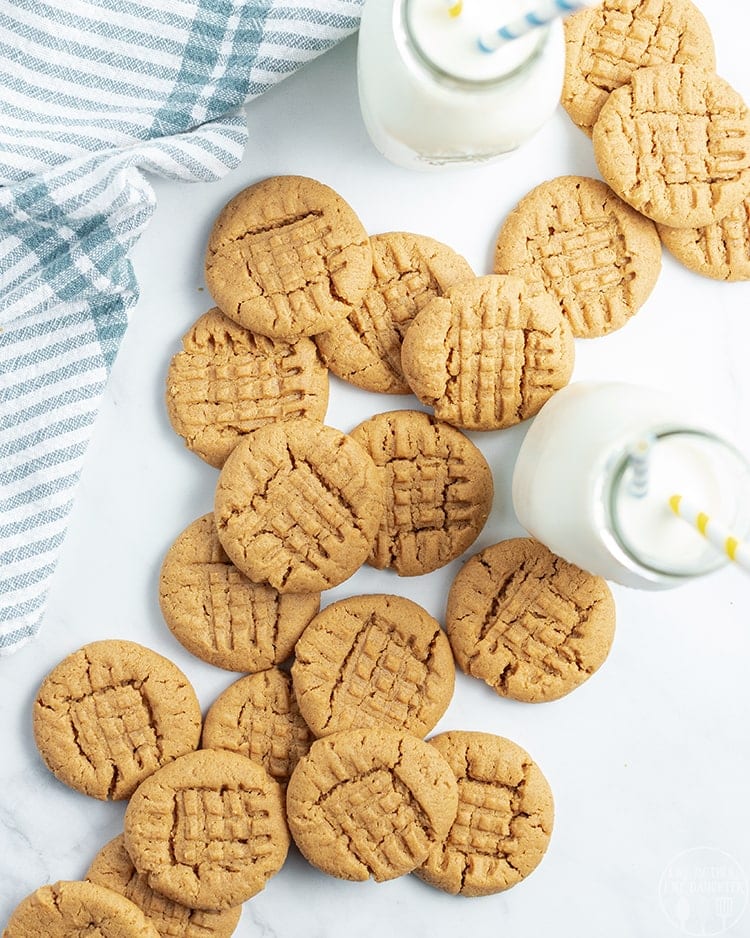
[491,0,749,342]
[546,0,749,290]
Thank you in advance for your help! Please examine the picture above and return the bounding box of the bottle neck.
[397,0,549,90]
[603,429,750,580]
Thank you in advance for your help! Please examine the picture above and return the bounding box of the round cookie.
[292,595,455,738]
[123,749,289,911]
[214,418,385,593]
[349,410,493,575]
[3,880,160,938]
[86,836,242,938]
[204,175,372,340]
[286,727,459,882]
[592,64,750,229]
[166,307,329,467]
[657,194,750,281]
[33,640,202,800]
[494,176,662,338]
[446,538,616,703]
[415,732,554,896]
[202,668,313,785]
[159,514,320,672]
[562,0,716,136]
[315,232,474,394]
[400,274,574,431]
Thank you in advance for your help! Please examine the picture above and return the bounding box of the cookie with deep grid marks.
[286,727,458,882]
[205,175,372,340]
[592,64,750,228]
[658,193,750,280]
[86,837,242,938]
[562,0,715,136]
[202,669,313,785]
[3,880,160,938]
[414,732,554,896]
[315,232,474,394]
[159,514,319,672]
[124,749,289,911]
[349,410,493,575]
[166,307,329,467]
[400,275,574,431]
[214,418,385,593]
[33,640,202,800]
[292,595,454,738]
[494,176,662,338]
[446,539,616,703]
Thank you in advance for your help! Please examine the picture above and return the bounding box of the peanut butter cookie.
[166,307,328,467]
[3,880,160,938]
[415,731,554,896]
[446,539,616,703]
[214,418,385,593]
[562,0,715,136]
[205,175,372,339]
[400,275,574,431]
[315,232,474,394]
[494,176,662,337]
[592,64,750,228]
[292,595,454,738]
[286,727,459,881]
[350,410,493,575]
[159,514,319,672]
[124,749,289,911]
[33,640,202,800]
[86,837,242,938]
[658,194,750,280]
[202,668,313,785]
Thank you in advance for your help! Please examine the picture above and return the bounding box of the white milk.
[357,0,565,169]
[512,382,750,588]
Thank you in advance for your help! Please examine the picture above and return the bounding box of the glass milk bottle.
[512,382,750,589]
[357,0,565,169]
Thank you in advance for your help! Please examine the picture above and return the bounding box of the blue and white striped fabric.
[0,0,363,655]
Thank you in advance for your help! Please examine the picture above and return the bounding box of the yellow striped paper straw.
[478,0,592,52]
[669,494,750,573]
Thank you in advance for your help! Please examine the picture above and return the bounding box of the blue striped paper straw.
[626,435,655,499]
[478,0,592,53]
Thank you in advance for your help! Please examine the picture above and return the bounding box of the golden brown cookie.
[400,275,574,431]
[349,410,493,575]
[159,514,319,672]
[3,880,160,938]
[446,539,616,703]
[214,418,385,593]
[562,0,716,136]
[415,731,554,896]
[592,64,750,228]
[202,668,313,785]
[494,176,662,338]
[33,640,202,800]
[292,595,454,738]
[123,749,289,911]
[86,837,242,938]
[286,727,459,882]
[315,232,474,394]
[205,175,372,340]
[166,307,329,467]
[657,194,750,280]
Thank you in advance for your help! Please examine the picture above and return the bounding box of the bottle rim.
[396,0,550,91]
[602,428,750,580]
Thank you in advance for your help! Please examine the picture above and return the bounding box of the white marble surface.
[3,10,750,937]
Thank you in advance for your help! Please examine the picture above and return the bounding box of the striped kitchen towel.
[0,0,363,655]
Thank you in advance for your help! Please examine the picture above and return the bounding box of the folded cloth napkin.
[0,0,363,655]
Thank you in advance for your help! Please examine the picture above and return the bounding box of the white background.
[2,8,750,937]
